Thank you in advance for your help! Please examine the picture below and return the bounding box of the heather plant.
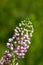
[0,18,34,65]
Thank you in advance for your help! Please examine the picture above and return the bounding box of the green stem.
[11,52,16,65]
[12,55,15,65]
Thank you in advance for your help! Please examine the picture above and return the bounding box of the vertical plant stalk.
[11,51,15,65]
[0,18,34,65]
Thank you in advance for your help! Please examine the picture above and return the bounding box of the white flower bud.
[8,38,13,42]
[16,62,19,65]
[7,43,10,46]
[14,41,17,44]
[19,23,21,27]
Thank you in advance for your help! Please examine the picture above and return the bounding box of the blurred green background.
[0,0,43,65]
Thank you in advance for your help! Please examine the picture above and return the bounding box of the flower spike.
[0,18,34,65]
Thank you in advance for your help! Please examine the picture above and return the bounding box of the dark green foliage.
[0,0,43,65]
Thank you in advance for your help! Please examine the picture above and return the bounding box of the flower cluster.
[0,18,34,65]
[0,50,12,65]
[14,18,34,58]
